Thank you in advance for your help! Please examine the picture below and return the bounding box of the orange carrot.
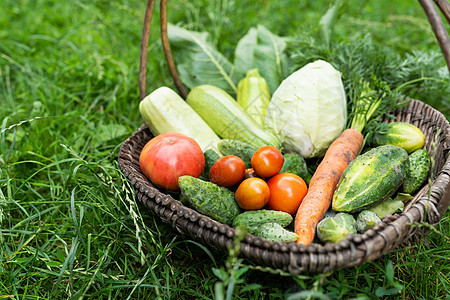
[294,129,364,245]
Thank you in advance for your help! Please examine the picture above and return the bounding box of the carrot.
[294,128,364,245]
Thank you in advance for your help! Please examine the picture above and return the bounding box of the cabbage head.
[264,60,347,158]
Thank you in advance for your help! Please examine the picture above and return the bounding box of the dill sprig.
[286,4,449,130]
[288,35,408,135]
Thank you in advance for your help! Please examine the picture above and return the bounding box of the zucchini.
[332,145,409,213]
[316,213,356,244]
[254,222,298,242]
[217,139,257,168]
[139,86,221,151]
[402,149,431,194]
[186,85,281,149]
[237,68,271,126]
[370,122,425,154]
[279,153,312,184]
[232,209,293,234]
[178,176,240,224]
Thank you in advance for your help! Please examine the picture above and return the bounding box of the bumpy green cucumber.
[279,153,312,184]
[316,213,356,244]
[254,222,298,242]
[232,209,293,234]
[402,149,431,194]
[186,85,281,149]
[203,149,222,174]
[332,145,409,213]
[371,122,425,154]
[218,139,257,168]
[355,210,381,233]
[178,176,240,224]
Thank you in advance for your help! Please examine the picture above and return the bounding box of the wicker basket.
[118,0,450,274]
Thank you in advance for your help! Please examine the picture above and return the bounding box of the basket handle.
[138,0,450,100]
[138,0,187,100]
[419,0,450,72]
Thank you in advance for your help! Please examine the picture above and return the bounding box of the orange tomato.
[251,146,284,178]
[235,178,270,210]
[267,173,307,215]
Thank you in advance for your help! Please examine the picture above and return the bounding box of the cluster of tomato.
[209,146,308,215]
[139,132,308,216]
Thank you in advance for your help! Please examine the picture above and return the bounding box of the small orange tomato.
[235,178,270,210]
[209,155,246,187]
[251,146,284,178]
[267,173,307,215]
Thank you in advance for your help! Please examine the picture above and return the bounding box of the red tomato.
[235,178,270,210]
[251,146,284,178]
[267,173,307,215]
[139,132,205,191]
[209,155,246,187]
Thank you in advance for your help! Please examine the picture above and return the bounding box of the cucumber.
[279,153,312,184]
[139,86,221,151]
[217,139,257,168]
[232,209,293,234]
[370,122,425,154]
[402,149,431,194]
[203,148,222,175]
[332,145,409,213]
[254,222,298,242]
[178,176,240,224]
[316,213,356,244]
[186,85,281,149]
[355,210,381,233]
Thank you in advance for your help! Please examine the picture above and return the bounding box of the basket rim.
[118,98,450,274]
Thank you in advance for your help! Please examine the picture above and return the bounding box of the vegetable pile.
[137,4,435,245]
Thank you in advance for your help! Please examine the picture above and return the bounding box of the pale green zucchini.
[186,85,281,149]
[139,86,221,151]
[237,68,271,126]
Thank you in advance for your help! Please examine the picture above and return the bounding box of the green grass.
[1,0,449,299]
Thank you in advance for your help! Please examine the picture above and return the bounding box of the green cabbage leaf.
[264,60,347,158]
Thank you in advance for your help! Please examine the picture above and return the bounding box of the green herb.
[288,12,449,130]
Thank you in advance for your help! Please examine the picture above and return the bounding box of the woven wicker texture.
[119,0,450,274]
[118,99,450,274]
